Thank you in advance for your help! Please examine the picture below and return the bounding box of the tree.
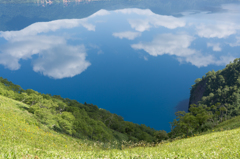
[219,106,227,122]
[154,130,168,142]
[189,104,211,132]
[171,111,197,136]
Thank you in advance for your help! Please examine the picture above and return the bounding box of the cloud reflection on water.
[207,43,222,52]
[116,8,186,32]
[112,31,141,40]
[33,45,90,79]
[0,10,109,78]
[131,33,195,57]
[196,24,238,38]
[121,5,240,67]
[0,5,240,78]
[0,9,109,79]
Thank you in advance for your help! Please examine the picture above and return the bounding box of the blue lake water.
[1,0,240,131]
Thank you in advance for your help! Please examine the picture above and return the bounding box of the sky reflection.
[1,5,240,78]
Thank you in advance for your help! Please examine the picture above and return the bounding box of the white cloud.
[80,20,96,31]
[90,9,110,17]
[0,16,101,78]
[33,45,91,79]
[0,9,111,40]
[229,36,240,47]
[178,54,235,68]
[131,33,195,57]
[116,6,239,67]
[128,19,152,32]
[196,24,237,38]
[177,53,236,67]
[112,31,141,40]
[215,55,236,65]
[115,8,185,32]
[115,8,154,15]
[0,35,64,70]
[180,4,240,39]
[131,33,235,67]
[178,54,216,67]
[128,16,185,32]
[207,43,222,51]
[0,9,112,77]
[124,6,239,67]
[0,35,91,79]
[0,9,112,78]
[0,53,20,70]
[0,19,95,40]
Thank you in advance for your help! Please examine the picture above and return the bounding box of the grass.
[215,115,240,131]
[1,94,240,158]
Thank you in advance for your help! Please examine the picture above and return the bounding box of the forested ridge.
[0,77,168,143]
[169,58,240,138]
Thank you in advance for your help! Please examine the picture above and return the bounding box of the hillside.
[2,57,240,157]
[165,58,240,139]
[0,95,97,158]
[1,94,240,158]
[189,58,240,117]
[0,77,167,143]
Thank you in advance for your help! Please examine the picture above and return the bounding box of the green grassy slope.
[215,115,240,131]
[0,95,99,158]
[0,77,159,143]
[1,94,240,158]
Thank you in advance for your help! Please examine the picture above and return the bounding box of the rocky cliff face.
[188,79,207,111]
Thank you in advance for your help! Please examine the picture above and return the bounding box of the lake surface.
[1,0,240,131]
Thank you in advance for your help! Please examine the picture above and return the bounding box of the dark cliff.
[188,79,207,111]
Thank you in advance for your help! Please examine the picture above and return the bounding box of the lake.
[0,0,240,132]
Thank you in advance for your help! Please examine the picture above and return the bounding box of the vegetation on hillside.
[2,58,240,157]
[2,58,240,143]
[0,77,168,143]
[192,58,240,117]
[169,58,240,139]
[1,94,240,158]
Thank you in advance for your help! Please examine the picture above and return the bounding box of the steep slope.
[189,58,240,117]
[0,77,162,143]
[1,94,240,158]
[0,95,96,158]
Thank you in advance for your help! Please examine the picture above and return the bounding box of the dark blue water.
[0,0,240,131]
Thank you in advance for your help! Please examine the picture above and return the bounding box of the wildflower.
[65,145,67,148]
